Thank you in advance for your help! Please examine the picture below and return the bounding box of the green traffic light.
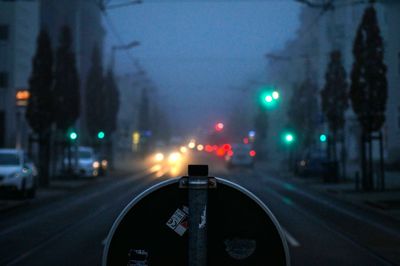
[285,134,294,142]
[69,132,77,140]
[97,131,105,139]
[282,132,294,144]
[320,134,327,142]
[259,86,280,109]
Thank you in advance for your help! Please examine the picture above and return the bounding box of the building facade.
[0,0,105,148]
[0,0,39,148]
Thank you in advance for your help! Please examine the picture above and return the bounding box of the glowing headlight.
[188,142,196,149]
[168,152,181,163]
[155,153,164,162]
[180,146,188,153]
[101,160,108,168]
[92,161,100,168]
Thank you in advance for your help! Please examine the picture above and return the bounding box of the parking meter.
[103,165,290,265]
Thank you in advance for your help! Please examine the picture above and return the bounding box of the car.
[94,153,108,176]
[225,144,256,169]
[77,146,99,177]
[295,150,333,178]
[0,149,36,198]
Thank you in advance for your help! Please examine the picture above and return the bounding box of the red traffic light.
[215,122,224,132]
[249,150,256,157]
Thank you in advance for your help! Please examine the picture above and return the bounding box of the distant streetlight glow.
[272,91,279,100]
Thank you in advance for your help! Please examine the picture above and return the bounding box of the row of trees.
[287,5,387,190]
[26,26,120,186]
[26,27,79,186]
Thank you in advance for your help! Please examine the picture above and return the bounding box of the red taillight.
[222,144,232,151]
[205,145,213,152]
[227,150,234,156]
[249,150,256,157]
[216,148,226,157]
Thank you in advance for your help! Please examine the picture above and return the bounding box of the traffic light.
[215,122,224,132]
[69,132,78,140]
[319,134,327,142]
[97,131,105,139]
[283,132,295,144]
[259,86,280,109]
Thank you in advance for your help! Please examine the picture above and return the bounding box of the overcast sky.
[104,0,301,135]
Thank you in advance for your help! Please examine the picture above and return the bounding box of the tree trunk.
[361,131,367,190]
[367,132,374,191]
[332,130,337,162]
[379,131,385,190]
[38,132,51,186]
[340,130,347,180]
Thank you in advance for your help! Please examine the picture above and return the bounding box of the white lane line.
[283,228,300,247]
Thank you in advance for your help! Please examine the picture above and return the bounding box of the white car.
[77,146,99,177]
[0,149,36,198]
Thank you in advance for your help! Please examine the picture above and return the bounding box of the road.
[0,155,399,265]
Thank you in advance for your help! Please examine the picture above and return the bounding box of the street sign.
[103,177,289,265]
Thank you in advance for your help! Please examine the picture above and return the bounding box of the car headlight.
[92,161,100,169]
[154,153,164,162]
[101,160,108,168]
[168,152,181,163]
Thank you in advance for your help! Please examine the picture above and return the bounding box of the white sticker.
[166,208,186,230]
[166,206,189,236]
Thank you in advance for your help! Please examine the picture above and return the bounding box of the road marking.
[283,228,300,247]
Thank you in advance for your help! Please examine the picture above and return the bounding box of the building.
[0,0,40,148]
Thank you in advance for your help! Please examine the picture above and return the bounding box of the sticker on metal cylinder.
[224,238,257,260]
[127,249,148,266]
[166,206,189,236]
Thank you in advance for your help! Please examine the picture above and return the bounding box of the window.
[0,111,4,147]
[398,106,400,129]
[0,25,9,41]
[398,52,400,76]
[0,72,8,88]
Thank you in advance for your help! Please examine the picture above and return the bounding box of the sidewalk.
[256,160,400,222]
[0,156,145,213]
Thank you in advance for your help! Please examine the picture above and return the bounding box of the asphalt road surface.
[0,154,399,265]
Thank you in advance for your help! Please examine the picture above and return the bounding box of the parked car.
[94,153,108,176]
[0,149,36,198]
[225,143,256,169]
[77,146,99,177]
[295,150,332,178]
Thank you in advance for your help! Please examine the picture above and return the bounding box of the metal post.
[379,131,385,191]
[187,165,209,266]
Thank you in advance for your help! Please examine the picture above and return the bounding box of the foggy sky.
[105,0,301,136]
